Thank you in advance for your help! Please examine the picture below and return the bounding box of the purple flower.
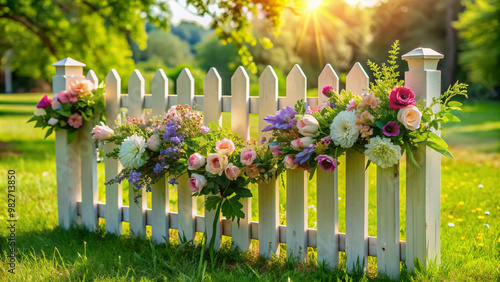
[315,155,337,172]
[36,94,52,108]
[200,126,210,134]
[321,136,332,145]
[262,106,297,132]
[322,86,335,98]
[169,178,178,186]
[170,136,183,143]
[163,121,180,141]
[294,146,315,165]
[153,163,163,173]
[128,171,141,184]
[382,122,400,137]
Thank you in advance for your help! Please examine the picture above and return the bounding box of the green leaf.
[365,159,372,170]
[427,132,448,149]
[447,101,462,107]
[44,127,54,139]
[67,130,77,144]
[237,188,252,198]
[404,142,420,168]
[375,120,386,129]
[424,140,455,160]
[205,196,221,211]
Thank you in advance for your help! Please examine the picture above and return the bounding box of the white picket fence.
[52,47,443,279]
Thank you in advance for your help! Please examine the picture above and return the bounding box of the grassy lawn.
[0,93,499,281]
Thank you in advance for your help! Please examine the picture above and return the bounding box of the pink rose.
[36,95,51,108]
[290,136,315,150]
[215,138,235,155]
[57,90,77,103]
[315,155,337,172]
[92,123,114,140]
[397,106,422,131]
[389,86,416,110]
[67,113,83,128]
[188,173,207,193]
[225,163,241,181]
[245,164,260,178]
[284,155,299,169]
[269,144,282,158]
[69,79,95,95]
[200,126,210,134]
[346,98,357,111]
[206,153,228,176]
[146,134,161,151]
[188,153,206,170]
[297,114,319,137]
[240,147,257,165]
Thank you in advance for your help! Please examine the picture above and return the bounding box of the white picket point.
[104,69,123,235]
[80,117,98,231]
[377,164,400,279]
[345,62,369,273]
[403,48,443,270]
[285,64,308,261]
[177,68,195,106]
[204,67,222,249]
[316,64,340,268]
[204,68,222,126]
[151,69,169,244]
[176,69,197,242]
[127,69,146,237]
[86,70,99,87]
[52,58,85,229]
[258,66,279,258]
[231,66,251,251]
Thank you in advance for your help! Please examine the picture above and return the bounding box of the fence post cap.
[402,48,443,71]
[52,57,86,67]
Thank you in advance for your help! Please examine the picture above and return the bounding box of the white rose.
[48,118,58,125]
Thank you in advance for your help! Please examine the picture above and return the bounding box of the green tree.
[0,0,170,80]
[144,28,194,68]
[455,0,500,90]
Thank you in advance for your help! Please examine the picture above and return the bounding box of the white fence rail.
[52,47,442,279]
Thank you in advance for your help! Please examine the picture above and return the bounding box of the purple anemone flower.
[294,146,316,165]
[382,122,400,137]
[262,106,297,132]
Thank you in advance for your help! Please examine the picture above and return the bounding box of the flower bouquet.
[28,79,105,143]
[264,41,467,176]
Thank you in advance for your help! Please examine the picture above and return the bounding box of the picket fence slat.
[204,68,222,249]
[150,70,169,244]
[258,66,280,258]
[345,62,370,272]
[377,164,400,278]
[316,64,340,268]
[285,64,308,261]
[231,66,252,251]
[86,70,98,86]
[176,69,197,241]
[80,115,99,231]
[104,69,123,235]
[127,70,147,237]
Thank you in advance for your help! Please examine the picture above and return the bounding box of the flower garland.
[29,79,105,143]
[264,41,467,176]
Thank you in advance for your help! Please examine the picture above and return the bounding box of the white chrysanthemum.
[118,134,150,169]
[364,136,401,168]
[329,110,359,148]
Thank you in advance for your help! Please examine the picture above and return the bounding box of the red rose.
[389,87,416,110]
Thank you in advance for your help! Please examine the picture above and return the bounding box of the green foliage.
[455,0,500,89]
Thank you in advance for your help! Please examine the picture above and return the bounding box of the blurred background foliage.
[0,0,498,99]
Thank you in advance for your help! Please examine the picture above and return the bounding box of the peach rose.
[206,153,228,176]
[346,98,357,111]
[397,105,422,131]
[240,147,257,165]
[215,138,235,155]
[69,79,95,95]
[225,163,241,181]
[245,164,259,178]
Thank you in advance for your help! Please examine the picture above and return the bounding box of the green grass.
[0,93,499,281]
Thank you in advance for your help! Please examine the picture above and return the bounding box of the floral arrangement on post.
[28,79,105,143]
[100,105,206,198]
[264,41,467,176]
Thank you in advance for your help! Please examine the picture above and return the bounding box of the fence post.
[52,58,86,229]
[403,48,443,271]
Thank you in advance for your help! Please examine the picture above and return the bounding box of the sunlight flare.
[307,0,322,11]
